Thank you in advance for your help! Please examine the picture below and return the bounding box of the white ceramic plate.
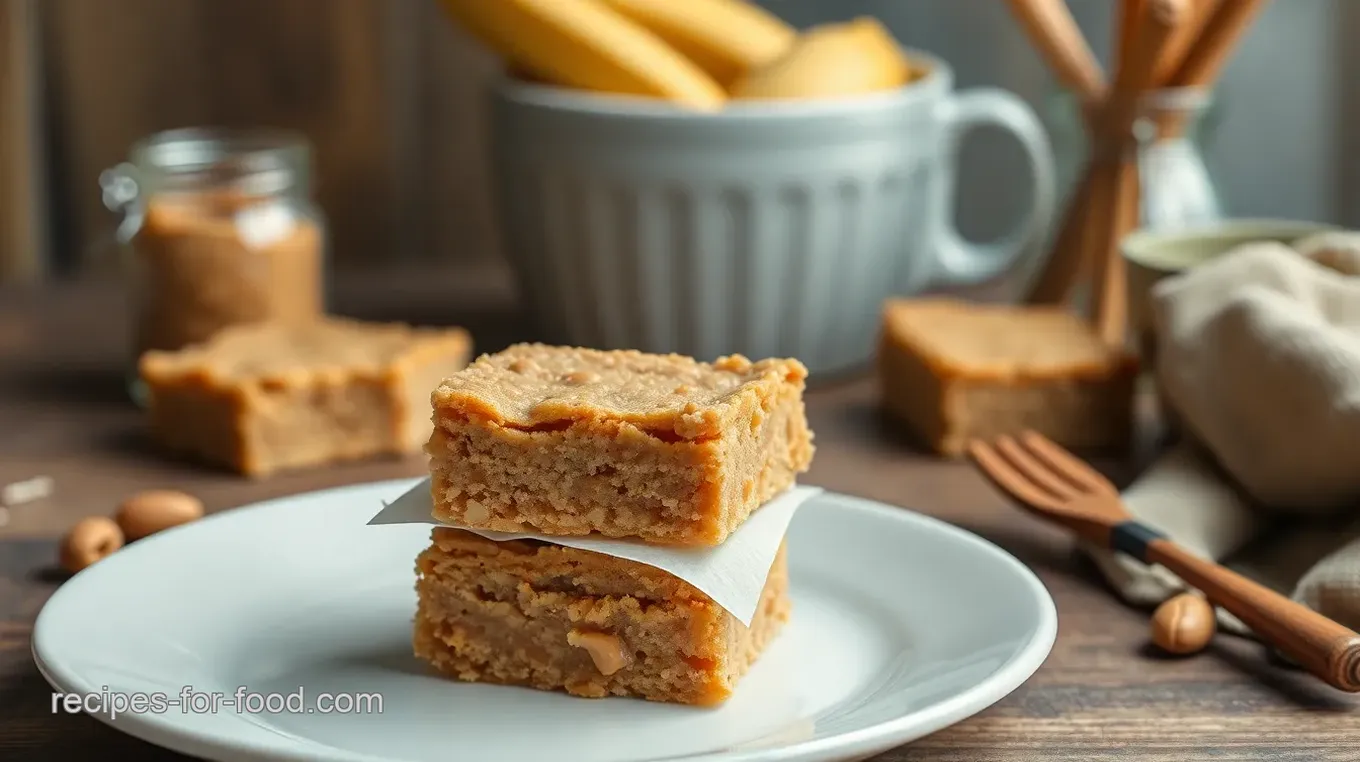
[33,480,1056,762]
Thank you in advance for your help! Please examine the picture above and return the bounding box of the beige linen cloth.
[1086,232,1360,635]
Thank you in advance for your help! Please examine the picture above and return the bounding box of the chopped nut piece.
[567,630,631,676]
[2,475,53,507]
[115,490,205,541]
[563,370,600,385]
[463,500,490,525]
[59,517,125,573]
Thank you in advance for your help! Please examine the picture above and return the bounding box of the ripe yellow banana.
[438,0,726,111]
[731,18,912,101]
[598,0,796,87]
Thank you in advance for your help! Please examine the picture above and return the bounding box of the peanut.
[462,500,490,525]
[563,370,599,385]
[59,517,125,574]
[567,629,631,676]
[2,475,53,506]
[115,489,204,541]
[1151,592,1216,655]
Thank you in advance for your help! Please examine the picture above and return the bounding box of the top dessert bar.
[428,344,814,546]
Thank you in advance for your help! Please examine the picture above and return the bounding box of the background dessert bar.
[141,318,471,477]
[878,299,1137,457]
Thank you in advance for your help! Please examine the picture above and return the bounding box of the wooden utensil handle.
[1024,163,1096,304]
[1147,539,1360,692]
[1004,0,1106,101]
[1087,153,1137,348]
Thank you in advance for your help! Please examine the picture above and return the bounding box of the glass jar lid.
[103,127,313,213]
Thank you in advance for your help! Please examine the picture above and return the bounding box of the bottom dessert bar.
[413,527,789,706]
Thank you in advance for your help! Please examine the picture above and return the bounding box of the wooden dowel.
[1089,154,1138,348]
[1159,0,1269,136]
[1087,0,1190,346]
[1018,0,1112,306]
[1098,0,1189,139]
[1113,0,1147,88]
[1025,163,1096,305]
[1154,0,1220,85]
[1118,0,1190,97]
[1167,0,1269,87]
[1018,0,1265,342]
[1025,0,1162,312]
[1004,0,1106,102]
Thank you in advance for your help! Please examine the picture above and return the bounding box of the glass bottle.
[1039,86,1223,318]
[1133,87,1221,229]
[1045,85,1224,229]
[100,128,328,402]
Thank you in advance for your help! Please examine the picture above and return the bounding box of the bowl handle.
[926,89,1057,288]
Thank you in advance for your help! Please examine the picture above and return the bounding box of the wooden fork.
[969,431,1360,693]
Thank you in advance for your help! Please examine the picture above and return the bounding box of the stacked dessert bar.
[412,344,814,705]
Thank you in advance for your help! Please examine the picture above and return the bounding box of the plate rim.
[33,480,1058,762]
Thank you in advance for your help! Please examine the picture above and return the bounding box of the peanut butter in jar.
[130,190,324,353]
[105,128,328,365]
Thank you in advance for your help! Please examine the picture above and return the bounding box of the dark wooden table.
[2,267,1357,761]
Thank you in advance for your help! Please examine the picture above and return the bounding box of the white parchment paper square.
[369,480,818,625]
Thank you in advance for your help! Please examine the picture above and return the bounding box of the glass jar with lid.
[101,127,328,398]
[1045,85,1224,228]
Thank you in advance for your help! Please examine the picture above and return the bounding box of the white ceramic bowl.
[489,51,1056,375]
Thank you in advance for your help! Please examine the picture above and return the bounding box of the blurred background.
[1,0,1354,284]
